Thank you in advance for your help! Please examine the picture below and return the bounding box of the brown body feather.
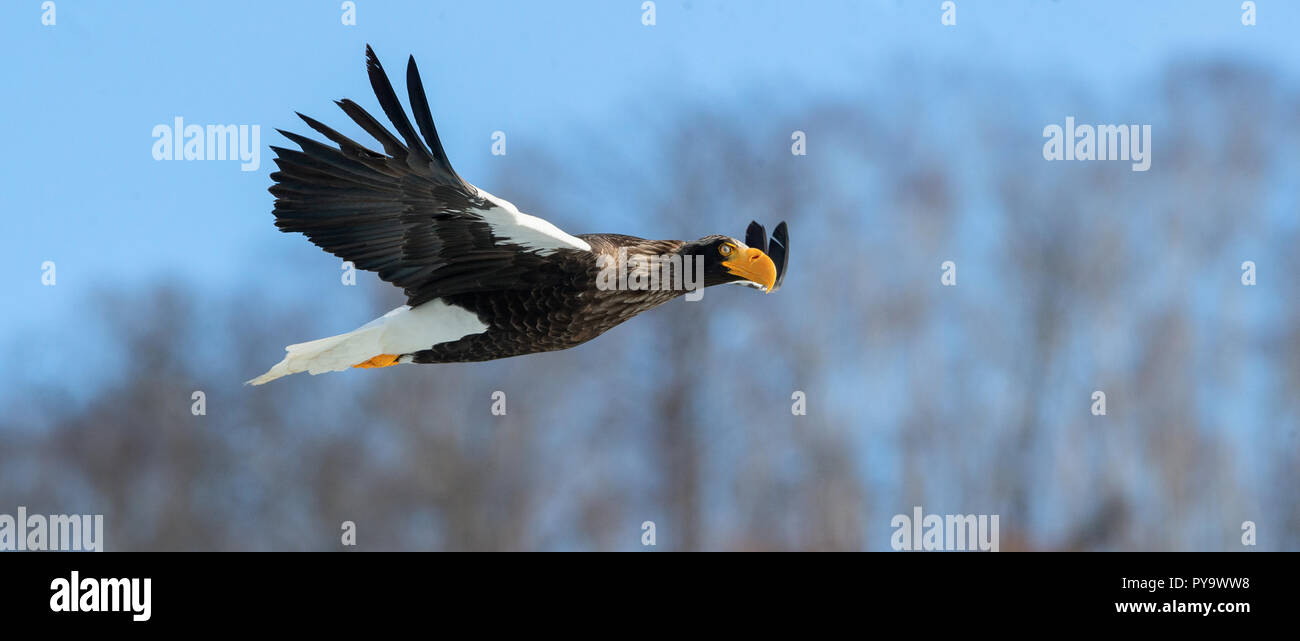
[414,237,687,363]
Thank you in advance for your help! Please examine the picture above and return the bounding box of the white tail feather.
[246,326,385,385]
[246,301,488,385]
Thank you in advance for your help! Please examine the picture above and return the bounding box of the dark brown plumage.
[417,237,685,363]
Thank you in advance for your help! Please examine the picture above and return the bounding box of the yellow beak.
[722,247,778,293]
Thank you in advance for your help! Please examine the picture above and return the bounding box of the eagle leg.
[352,354,401,369]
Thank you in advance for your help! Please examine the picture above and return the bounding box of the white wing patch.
[477,189,591,254]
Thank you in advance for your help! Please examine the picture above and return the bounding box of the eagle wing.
[268,45,591,307]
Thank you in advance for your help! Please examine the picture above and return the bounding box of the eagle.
[249,46,788,385]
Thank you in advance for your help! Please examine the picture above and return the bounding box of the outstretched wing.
[269,45,591,307]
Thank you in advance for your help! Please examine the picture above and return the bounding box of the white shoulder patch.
[477,189,592,254]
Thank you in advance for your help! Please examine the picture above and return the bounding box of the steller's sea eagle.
[249,45,787,385]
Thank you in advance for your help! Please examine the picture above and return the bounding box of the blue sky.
[3,0,1297,389]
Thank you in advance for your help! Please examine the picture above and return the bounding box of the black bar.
[0,552,1288,629]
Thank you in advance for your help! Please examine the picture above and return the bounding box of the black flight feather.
[745,221,767,253]
[405,55,465,188]
[768,221,789,292]
[363,45,433,165]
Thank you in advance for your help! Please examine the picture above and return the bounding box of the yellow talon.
[353,354,400,369]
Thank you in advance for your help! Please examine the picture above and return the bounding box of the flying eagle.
[249,46,788,385]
